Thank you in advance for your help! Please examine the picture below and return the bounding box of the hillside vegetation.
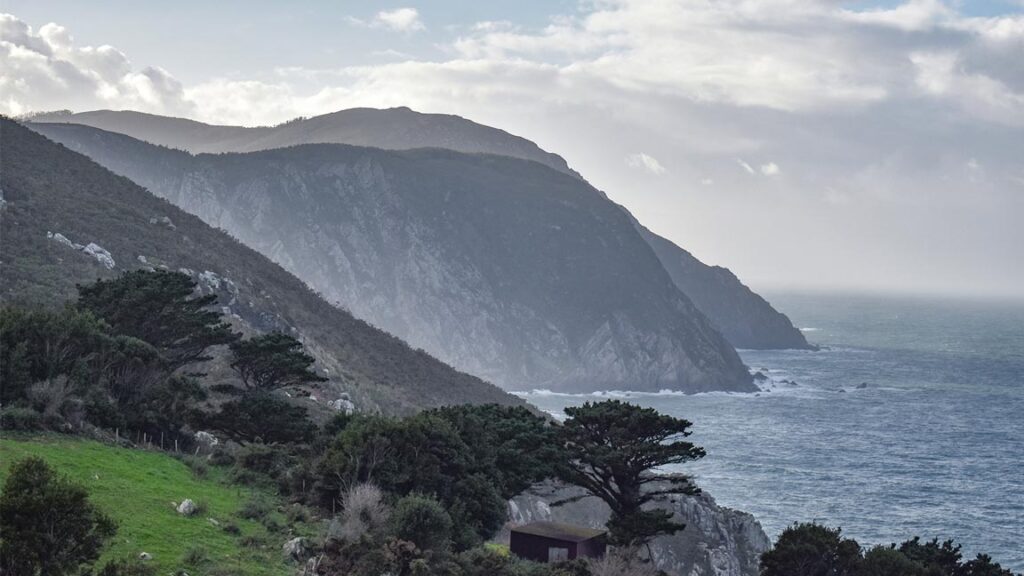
[0,117,521,415]
[0,435,315,576]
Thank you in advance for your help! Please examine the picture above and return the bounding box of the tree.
[759,523,862,576]
[211,392,316,444]
[229,332,326,391]
[391,494,453,551]
[76,270,239,371]
[426,403,561,500]
[0,457,117,576]
[556,400,705,548]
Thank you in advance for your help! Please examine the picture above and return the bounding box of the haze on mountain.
[30,107,810,354]
[0,117,522,415]
[31,118,763,393]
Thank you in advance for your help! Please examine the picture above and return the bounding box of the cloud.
[368,8,425,32]
[625,152,666,175]
[2,4,1023,296]
[0,13,190,116]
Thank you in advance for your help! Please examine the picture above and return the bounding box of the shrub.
[181,456,209,479]
[97,557,158,576]
[391,494,453,551]
[221,522,242,535]
[235,444,291,478]
[0,406,43,431]
[181,546,209,567]
[0,457,117,576]
[238,495,273,521]
[208,447,235,466]
[328,483,390,543]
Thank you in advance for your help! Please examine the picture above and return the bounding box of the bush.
[0,406,43,431]
[221,522,242,535]
[181,546,209,567]
[97,557,158,576]
[0,457,117,576]
[235,444,291,478]
[391,494,453,551]
[181,456,208,479]
[328,483,390,544]
[238,495,274,521]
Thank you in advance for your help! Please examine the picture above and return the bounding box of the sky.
[3,0,1023,299]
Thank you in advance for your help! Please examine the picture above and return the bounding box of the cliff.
[28,108,811,351]
[29,122,755,394]
[505,484,770,576]
[1,118,523,415]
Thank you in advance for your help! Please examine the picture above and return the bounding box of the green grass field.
[0,434,318,575]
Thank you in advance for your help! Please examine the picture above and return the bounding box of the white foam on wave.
[800,327,820,332]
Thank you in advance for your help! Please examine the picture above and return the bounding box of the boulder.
[176,499,198,516]
[283,537,307,561]
[194,431,219,449]
[138,552,152,561]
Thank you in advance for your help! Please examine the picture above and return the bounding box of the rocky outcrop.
[29,123,755,394]
[505,485,770,576]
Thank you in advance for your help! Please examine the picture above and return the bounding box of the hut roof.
[511,521,606,542]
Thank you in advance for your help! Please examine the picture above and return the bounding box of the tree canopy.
[76,269,239,371]
[557,399,705,548]
[229,332,326,391]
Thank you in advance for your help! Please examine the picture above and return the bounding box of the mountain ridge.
[1,117,523,415]
[26,107,809,351]
[28,121,756,394]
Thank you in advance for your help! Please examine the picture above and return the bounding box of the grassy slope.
[0,435,313,575]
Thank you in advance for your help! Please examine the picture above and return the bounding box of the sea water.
[516,292,1024,571]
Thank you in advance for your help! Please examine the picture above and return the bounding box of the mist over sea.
[516,292,1024,571]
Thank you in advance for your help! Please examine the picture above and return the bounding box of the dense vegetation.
[2,119,1018,576]
[0,270,706,574]
[760,523,1017,576]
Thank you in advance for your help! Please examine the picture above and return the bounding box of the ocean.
[516,292,1024,571]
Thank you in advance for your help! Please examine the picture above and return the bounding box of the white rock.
[329,398,355,414]
[176,499,198,516]
[83,243,115,269]
[194,431,218,448]
[138,552,152,561]
[282,537,307,561]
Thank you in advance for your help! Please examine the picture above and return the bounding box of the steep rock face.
[633,220,811,350]
[29,108,810,350]
[2,118,522,415]
[27,108,576,175]
[30,123,754,394]
[505,485,770,576]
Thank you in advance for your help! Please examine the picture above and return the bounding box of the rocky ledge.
[502,484,770,576]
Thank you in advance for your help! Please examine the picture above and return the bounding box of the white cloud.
[625,152,666,175]
[3,3,1023,295]
[374,8,424,32]
[0,13,190,116]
